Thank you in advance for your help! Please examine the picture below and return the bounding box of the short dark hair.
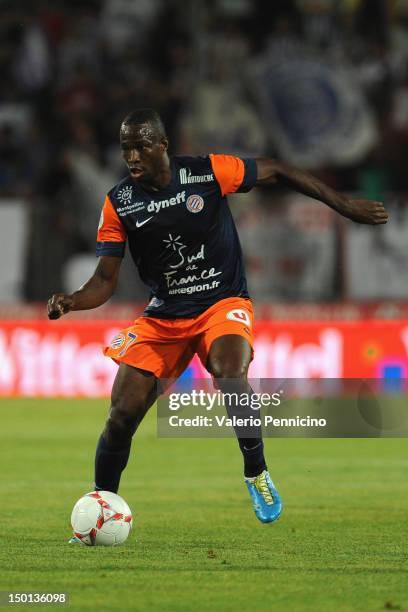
[121,108,166,139]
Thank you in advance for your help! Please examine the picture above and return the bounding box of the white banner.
[345,198,408,299]
[236,193,337,300]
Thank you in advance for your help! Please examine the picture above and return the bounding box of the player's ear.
[160,138,169,152]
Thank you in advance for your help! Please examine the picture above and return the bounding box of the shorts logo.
[186,194,204,213]
[226,309,251,327]
[110,333,125,349]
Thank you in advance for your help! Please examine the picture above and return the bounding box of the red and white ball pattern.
[71,491,133,546]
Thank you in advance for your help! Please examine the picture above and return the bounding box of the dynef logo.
[147,191,186,213]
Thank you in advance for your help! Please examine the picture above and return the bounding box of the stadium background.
[1,0,408,394]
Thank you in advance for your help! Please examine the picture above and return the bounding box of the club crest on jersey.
[118,185,132,205]
[226,309,251,326]
[186,194,204,213]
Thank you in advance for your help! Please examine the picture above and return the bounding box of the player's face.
[120,123,167,183]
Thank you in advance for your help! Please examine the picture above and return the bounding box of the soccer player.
[47,109,388,528]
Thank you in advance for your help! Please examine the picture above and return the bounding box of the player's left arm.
[255,158,388,225]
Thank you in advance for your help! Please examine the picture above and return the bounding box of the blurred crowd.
[1,0,408,302]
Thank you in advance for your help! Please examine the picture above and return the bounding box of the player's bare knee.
[110,380,150,417]
[104,392,149,446]
[209,359,248,380]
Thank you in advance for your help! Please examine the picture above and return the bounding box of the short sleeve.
[209,154,257,197]
[96,195,126,257]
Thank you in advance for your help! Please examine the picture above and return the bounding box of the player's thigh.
[111,362,158,416]
[206,334,252,379]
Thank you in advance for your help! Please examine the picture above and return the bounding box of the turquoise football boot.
[245,470,283,524]
[68,536,84,544]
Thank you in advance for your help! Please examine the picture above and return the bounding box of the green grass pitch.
[1,399,407,611]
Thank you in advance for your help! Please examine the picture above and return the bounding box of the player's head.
[120,109,168,182]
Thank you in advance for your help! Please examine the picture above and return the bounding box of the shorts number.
[118,332,138,357]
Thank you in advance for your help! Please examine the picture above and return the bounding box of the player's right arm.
[47,256,122,319]
[48,194,126,319]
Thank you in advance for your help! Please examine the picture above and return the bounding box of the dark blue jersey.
[96,154,257,318]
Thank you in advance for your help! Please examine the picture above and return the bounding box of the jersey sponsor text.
[147,191,186,213]
[179,168,214,184]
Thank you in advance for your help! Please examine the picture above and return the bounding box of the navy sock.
[239,439,267,478]
[94,434,131,493]
[215,379,267,478]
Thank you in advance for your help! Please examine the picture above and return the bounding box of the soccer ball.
[70,491,133,546]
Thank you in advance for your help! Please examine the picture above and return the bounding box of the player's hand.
[345,199,388,225]
[47,293,75,320]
